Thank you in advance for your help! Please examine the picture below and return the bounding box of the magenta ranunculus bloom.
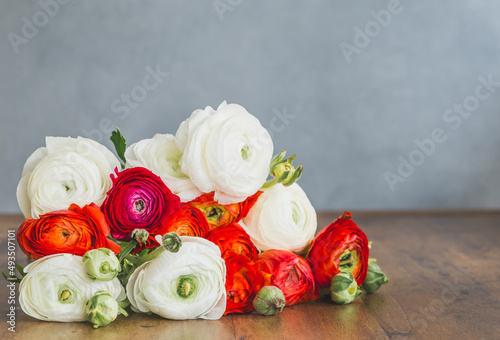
[101,167,181,249]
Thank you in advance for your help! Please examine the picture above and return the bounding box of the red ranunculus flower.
[101,167,180,250]
[224,254,264,314]
[17,203,120,260]
[189,191,262,231]
[256,249,318,306]
[206,222,258,260]
[307,211,369,286]
[162,203,209,238]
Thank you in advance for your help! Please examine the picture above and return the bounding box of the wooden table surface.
[0,211,499,340]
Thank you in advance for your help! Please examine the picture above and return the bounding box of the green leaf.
[137,249,150,257]
[110,127,127,168]
[15,262,26,277]
[270,151,287,168]
[2,271,22,283]
[118,240,138,263]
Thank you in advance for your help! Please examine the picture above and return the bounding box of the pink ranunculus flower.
[101,167,181,251]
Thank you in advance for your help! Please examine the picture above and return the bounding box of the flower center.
[241,145,250,161]
[291,203,300,225]
[339,249,357,273]
[203,206,224,223]
[100,262,110,274]
[60,290,71,301]
[58,287,76,304]
[134,199,145,213]
[176,276,196,298]
[284,267,300,287]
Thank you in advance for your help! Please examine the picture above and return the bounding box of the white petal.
[19,254,125,322]
[126,236,226,320]
[243,183,317,253]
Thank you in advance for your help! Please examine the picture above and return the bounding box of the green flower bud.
[263,151,303,189]
[82,248,121,281]
[132,229,149,243]
[361,262,389,293]
[253,286,286,316]
[162,232,182,253]
[330,272,362,305]
[272,162,294,182]
[85,291,128,329]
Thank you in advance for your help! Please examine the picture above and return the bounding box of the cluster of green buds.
[130,232,182,267]
[361,261,389,293]
[85,291,128,329]
[253,286,286,316]
[262,151,303,189]
[117,232,183,287]
[330,272,362,305]
[83,248,121,281]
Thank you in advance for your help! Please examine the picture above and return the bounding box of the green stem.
[118,307,129,317]
[134,247,166,267]
[124,255,138,266]
[261,178,278,189]
[118,240,138,263]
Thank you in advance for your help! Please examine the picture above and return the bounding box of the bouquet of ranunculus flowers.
[6,101,388,328]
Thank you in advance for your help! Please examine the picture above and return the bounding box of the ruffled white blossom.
[176,101,273,204]
[17,136,120,218]
[126,237,226,320]
[242,183,317,253]
[125,134,201,202]
[19,254,125,322]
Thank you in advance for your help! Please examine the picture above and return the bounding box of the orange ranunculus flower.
[162,203,209,237]
[307,211,369,286]
[206,222,259,260]
[224,254,264,314]
[189,191,262,231]
[17,203,120,260]
[257,249,318,306]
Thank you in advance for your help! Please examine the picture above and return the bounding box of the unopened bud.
[85,291,128,329]
[82,248,121,281]
[253,286,286,316]
[264,151,303,189]
[132,229,149,243]
[162,232,182,253]
[330,272,362,305]
[361,262,389,293]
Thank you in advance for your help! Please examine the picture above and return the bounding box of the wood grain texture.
[0,211,499,340]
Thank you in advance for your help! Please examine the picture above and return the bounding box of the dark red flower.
[307,211,369,286]
[101,167,180,250]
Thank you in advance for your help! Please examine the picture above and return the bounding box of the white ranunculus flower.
[242,183,317,253]
[125,134,201,202]
[176,101,273,204]
[17,136,120,218]
[127,236,226,320]
[19,254,125,322]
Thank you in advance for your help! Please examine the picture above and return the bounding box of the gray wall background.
[1,0,500,213]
